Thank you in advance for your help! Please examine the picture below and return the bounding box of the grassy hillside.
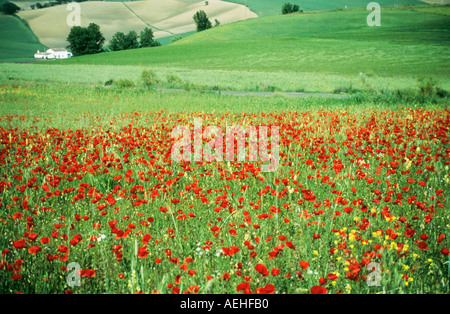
[59,8,450,79]
[226,0,426,16]
[0,14,46,62]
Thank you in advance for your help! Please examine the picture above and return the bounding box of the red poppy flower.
[57,245,70,253]
[236,282,251,293]
[300,261,309,270]
[255,264,269,277]
[137,246,149,258]
[28,246,42,255]
[13,239,26,249]
[319,277,328,285]
[310,286,327,294]
[417,241,429,251]
[271,268,281,276]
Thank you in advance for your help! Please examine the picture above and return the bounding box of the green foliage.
[104,79,114,86]
[282,3,300,14]
[416,77,448,97]
[193,10,212,32]
[166,73,183,85]
[255,81,278,92]
[171,36,183,44]
[140,27,160,48]
[109,31,139,51]
[114,79,135,88]
[67,23,105,56]
[0,1,20,15]
[141,69,159,89]
[333,84,360,94]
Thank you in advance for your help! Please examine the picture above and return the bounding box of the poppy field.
[0,84,449,294]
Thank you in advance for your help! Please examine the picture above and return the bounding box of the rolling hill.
[17,0,257,48]
[0,14,47,62]
[59,7,450,79]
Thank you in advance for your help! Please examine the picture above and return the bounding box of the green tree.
[141,69,160,90]
[109,31,139,51]
[139,27,160,48]
[67,23,105,56]
[282,3,300,15]
[0,2,20,15]
[193,10,212,32]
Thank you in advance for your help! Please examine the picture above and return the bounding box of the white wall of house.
[34,49,72,59]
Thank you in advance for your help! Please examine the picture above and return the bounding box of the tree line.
[0,1,20,15]
[67,25,160,56]
[67,10,220,57]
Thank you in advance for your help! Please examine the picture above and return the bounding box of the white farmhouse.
[34,48,72,60]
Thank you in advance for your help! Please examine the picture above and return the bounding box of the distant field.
[0,14,46,62]
[17,0,257,48]
[226,0,426,16]
[421,0,450,4]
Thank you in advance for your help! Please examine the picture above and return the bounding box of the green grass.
[156,30,197,46]
[227,0,425,16]
[2,63,449,94]
[0,13,47,63]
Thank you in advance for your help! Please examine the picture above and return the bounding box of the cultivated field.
[17,0,257,48]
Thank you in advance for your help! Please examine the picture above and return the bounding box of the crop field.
[17,0,256,48]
